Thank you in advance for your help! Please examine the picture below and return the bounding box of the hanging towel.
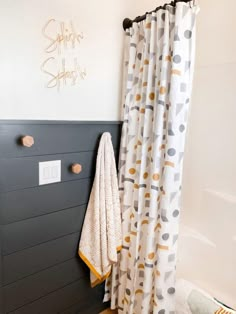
[78,132,122,287]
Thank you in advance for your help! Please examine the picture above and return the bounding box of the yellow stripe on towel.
[215,308,233,314]
[79,246,121,287]
[79,250,103,280]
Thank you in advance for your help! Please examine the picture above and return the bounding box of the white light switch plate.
[39,160,61,185]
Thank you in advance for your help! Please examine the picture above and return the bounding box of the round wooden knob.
[21,135,34,148]
[71,164,82,174]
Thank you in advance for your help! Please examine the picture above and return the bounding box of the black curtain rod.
[123,0,194,31]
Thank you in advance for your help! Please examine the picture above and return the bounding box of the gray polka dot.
[162,233,169,241]
[161,13,166,21]
[168,148,176,156]
[159,310,165,314]
[168,287,176,294]
[179,124,185,132]
[173,210,179,217]
[138,53,142,60]
[126,289,131,296]
[184,30,192,39]
[173,55,181,64]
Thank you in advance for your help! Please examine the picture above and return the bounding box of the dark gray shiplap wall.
[0,120,121,314]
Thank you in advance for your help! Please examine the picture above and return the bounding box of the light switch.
[39,160,61,185]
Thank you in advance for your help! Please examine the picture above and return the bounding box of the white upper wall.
[0,0,136,121]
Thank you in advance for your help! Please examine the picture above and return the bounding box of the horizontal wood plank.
[3,232,82,285]
[5,258,87,313]
[0,152,95,192]
[0,149,118,193]
[0,123,121,158]
[2,205,87,255]
[60,287,108,314]
[0,179,91,225]
[8,278,98,314]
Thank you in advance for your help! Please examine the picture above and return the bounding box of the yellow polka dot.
[148,146,152,152]
[125,236,130,243]
[146,22,151,29]
[136,94,141,101]
[140,67,144,72]
[157,80,161,87]
[149,92,155,101]
[143,172,148,179]
[138,245,142,252]
[132,64,135,69]
[137,140,142,145]
[148,252,155,259]
[140,108,145,114]
[165,55,171,62]
[144,59,149,65]
[160,86,166,95]
[129,168,136,175]
[134,184,139,189]
[145,192,150,198]
[136,160,141,164]
[143,82,147,87]
[153,173,160,181]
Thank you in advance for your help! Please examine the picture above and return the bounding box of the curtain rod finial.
[123,18,132,31]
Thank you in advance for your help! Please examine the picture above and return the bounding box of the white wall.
[0,0,136,121]
[179,0,236,308]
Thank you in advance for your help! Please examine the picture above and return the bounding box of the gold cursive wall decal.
[42,19,84,54]
[41,18,87,91]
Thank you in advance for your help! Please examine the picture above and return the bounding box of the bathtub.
[176,189,236,309]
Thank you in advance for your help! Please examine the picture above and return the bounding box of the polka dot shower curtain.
[105,2,199,313]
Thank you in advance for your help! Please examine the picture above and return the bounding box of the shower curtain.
[105,2,199,313]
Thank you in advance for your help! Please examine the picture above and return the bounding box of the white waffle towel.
[79,132,122,287]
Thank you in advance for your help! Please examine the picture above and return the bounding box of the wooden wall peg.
[21,135,34,148]
[71,163,82,174]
